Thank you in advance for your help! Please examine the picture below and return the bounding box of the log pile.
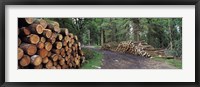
[101,42,118,51]
[18,18,84,69]
[102,40,170,58]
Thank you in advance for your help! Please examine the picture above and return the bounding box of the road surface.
[84,46,176,69]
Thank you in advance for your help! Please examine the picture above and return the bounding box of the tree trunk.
[18,48,24,60]
[37,49,48,58]
[168,19,173,50]
[101,29,104,45]
[44,42,52,51]
[33,19,47,28]
[20,43,37,56]
[22,34,40,44]
[29,24,44,34]
[43,29,52,38]
[31,55,42,66]
[19,55,31,67]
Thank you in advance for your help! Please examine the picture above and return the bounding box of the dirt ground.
[84,46,176,69]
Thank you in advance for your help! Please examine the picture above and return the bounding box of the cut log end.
[31,55,42,66]
[56,42,62,49]
[45,42,52,51]
[37,42,45,49]
[38,49,48,58]
[25,18,34,24]
[20,55,31,67]
[51,54,59,61]
[36,24,44,34]
[29,34,40,44]
[18,48,24,60]
[43,29,52,38]
[20,43,37,56]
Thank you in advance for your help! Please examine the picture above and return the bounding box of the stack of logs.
[102,40,171,58]
[115,41,152,58]
[18,18,84,69]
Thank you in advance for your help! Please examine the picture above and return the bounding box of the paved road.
[84,46,176,69]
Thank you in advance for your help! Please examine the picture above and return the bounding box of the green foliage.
[81,48,103,69]
[152,57,182,69]
[46,18,182,57]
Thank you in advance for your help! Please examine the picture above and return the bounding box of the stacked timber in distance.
[18,18,85,69]
[102,40,173,59]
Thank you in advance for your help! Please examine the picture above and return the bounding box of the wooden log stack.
[18,18,84,69]
[102,40,171,58]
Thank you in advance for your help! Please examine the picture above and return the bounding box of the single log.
[60,48,66,57]
[50,66,57,69]
[57,34,63,41]
[18,18,35,28]
[59,58,65,65]
[66,56,71,65]
[37,49,48,58]
[33,19,47,28]
[47,23,60,33]
[74,35,78,41]
[54,42,62,49]
[52,49,61,55]
[29,24,44,34]
[64,35,70,42]
[60,28,69,35]
[62,63,69,69]
[42,57,49,64]
[20,43,37,56]
[62,40,67,46]
[54,26,61,33]
[18,38,21,46]
[68,48,72,54]
[69,63,73,68]
[45,60,53,69]
[19,27,31,36]
[65,46,69,52]
[34,64,43,69]
[43,29,52,38]
[18,48,24,60]
[70,38,75,44]
[65,55,70,62]
[46,20,60,28]
[40,37,46,43]
[22,34,40,44]
[20,55,31,67]
[68,43,72,48]
[45,42,52,51]
[37,42,44,49]
[74,44,78,50]
[48,37,56,44]
[56,65,61,69]
[51,32,58,38]
[31,55,42,66]
[47,51,52,57]
[51,54,59,61]
[53,61,58,66]
[58,55,63,60]
[75,57,80,66]
[69,33,74,38]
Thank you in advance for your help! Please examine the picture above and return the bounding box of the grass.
[81,48,103,69]
[151,57,182,69]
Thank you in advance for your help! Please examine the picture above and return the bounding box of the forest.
[18,18,182,69]
[47,18,182,58]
